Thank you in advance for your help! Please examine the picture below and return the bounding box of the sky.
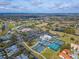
[0,0,79,13]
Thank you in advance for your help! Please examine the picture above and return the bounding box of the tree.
[64,27,75,34]
[27,39,36,46]
[60,43,71,51]
[70,37,75,41]
[8,23,15,30]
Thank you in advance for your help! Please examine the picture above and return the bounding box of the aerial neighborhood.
[0,14,79,59]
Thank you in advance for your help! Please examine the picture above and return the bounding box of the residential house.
[59,49,72,59]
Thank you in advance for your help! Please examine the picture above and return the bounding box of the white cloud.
[46,3,79,9]
[0,2,11,6]
[0,6,31,11]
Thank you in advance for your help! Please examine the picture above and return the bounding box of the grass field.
[49,30,79,44]
[41,48,61,59]
[8,23,15,29]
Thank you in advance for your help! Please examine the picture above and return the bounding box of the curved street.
[22,42,46,59]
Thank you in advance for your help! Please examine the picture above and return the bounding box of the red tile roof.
[59,49,72,59]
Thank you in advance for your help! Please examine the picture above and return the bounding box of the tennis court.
[48,42,60,51]
[54,40,64,46]
[32,43,46,53]
[48,40,64,51]
[32,35,64,52]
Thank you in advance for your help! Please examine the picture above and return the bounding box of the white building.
[71,43,79,51]
[40,34,52,40]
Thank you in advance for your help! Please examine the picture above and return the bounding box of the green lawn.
[41,48,61,59]
[8,23,15,29]
[0,22,2,29]
[49,30,79,44]
[60,37,74,44]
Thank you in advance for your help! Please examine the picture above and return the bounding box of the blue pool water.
[48,43,60,51]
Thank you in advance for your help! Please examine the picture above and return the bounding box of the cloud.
[23,0,43,7]
[13,7,31,10]
[0,0,79,13]
[72,4,79,8]
[0,6,10,10]
[0,2,11,6]
[0,6,31,11]
[47,3,79,9]
[31,1,43,6]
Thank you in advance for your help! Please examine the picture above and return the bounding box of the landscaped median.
[22,42,46,59]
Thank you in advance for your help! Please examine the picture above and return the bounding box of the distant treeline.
[0,13,79,20]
